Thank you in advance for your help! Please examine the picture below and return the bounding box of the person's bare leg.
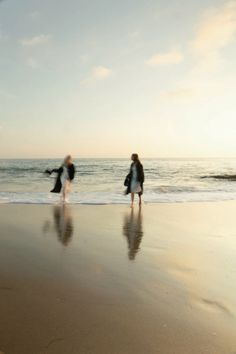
[139,194,142,207]
[62,186,66,203]
[131,193,134,208]
[62,181,70,203]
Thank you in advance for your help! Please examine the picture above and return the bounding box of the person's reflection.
[43,205,74,246]
[53,205,73,246]
[123,208,143,260]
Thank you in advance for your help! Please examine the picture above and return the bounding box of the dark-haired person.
[45,155,75,203]
[125,153,144,208]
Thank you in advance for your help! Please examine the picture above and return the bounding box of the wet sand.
[0,202,236,354]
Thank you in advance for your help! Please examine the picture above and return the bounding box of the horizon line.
[1,156,236,160]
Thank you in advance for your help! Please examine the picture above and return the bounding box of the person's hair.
[132,153,140,163]
[64,155,72,165]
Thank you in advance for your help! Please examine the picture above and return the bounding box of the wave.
[0,167,43,173]
[1,190,236,204]
[153,185,197,193]
[201,175,236,181]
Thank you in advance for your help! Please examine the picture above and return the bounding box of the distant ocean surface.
[1,158,236,204]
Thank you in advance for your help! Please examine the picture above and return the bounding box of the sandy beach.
[0,201,236,354]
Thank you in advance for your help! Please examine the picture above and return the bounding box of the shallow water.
[1,158,236,203]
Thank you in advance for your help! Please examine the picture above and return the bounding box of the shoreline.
[1,198,236,205]
[2,196,236,207]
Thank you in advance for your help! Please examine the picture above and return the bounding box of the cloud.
[26,57,38,69]
[190,1,236,70]
[81,66,113,84]
[158,76,225,105]
[160,88,195,102]
[192,1,236,55]
[79,54,89,64]
[29,11,40,19]
[20,34,51,47]
[92,66,112,80]
[128,31,140,38]
[0,89,16,100]
[157,1,236,105]
[146,49,184,66]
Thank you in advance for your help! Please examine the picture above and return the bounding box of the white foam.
[1,191,236,204]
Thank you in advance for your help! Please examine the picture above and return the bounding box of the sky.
[0,0,236,158]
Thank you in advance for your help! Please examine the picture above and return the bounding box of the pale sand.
[0,202,236,354]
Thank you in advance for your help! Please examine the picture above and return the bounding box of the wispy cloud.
[92,66,112,80]
[26,57,38,69]
[29,11,40,19]
[79,54,89,64]
[20,34,51,47]
[160,88,195,102]
[157,1,236,104]
[82,66,113,84]
[158,71,224,104]
[190,1,236,71]
[128,30,140,38]
[192,1,236,55]
[146,49,184,67]
[0,89,16,100]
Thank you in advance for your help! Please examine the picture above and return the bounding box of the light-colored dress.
[130,164,142,193]
[60,166,71,192]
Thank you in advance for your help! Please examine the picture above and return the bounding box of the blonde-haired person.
[45,155,75,203]
[125,153,144,208]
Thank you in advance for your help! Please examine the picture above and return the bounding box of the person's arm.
[141,164,145,183]
[44,167,62,175]
[126,164,133,180]
[51,168,61,173]
[138,163,144,183]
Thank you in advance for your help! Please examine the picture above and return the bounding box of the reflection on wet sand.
[123,208,143,260]
[43,205,74,246]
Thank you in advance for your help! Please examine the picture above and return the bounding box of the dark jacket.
[125,162,144,195]
[45,164,75,193]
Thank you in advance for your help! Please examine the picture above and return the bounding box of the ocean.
[1,158,236,204]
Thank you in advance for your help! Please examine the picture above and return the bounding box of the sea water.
[1,158,236,204]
